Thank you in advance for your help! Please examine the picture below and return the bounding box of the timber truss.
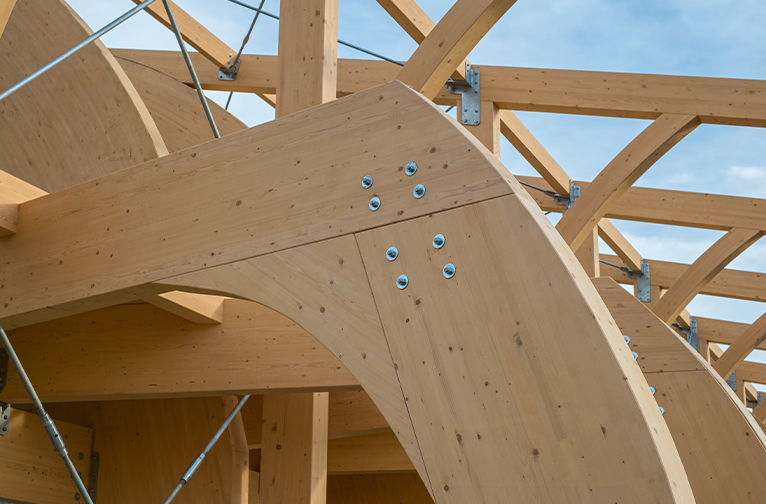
[1,0,765,503]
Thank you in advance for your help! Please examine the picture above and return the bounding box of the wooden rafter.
[651,228,763,324]
[712,312,766,380]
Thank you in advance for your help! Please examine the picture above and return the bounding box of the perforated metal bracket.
[0,402,9,436]
[553,180,581,209]
[673,317,699,352]
[88,452,100,503]
[726,372,737,392]
[747,392,763,408]
[218,59,241,81]
[626,260,652,302]
[447,63,481,126]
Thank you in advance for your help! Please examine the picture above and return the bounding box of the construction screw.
[413,184,426,199]
[396,275,409,290]
[75,493,80,501]
[361,175,373,189]
[369,197,381,211]
[78,452,84,460]
[443,263,456,279]
[405,162,418,176]
[432,234,445,249]
[386,247,399,261]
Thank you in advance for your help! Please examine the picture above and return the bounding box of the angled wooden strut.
[1,82,694,503]
[712,311,766,380]
[651,228,763,323]
[557,114,701,251]
[594,277,766,504]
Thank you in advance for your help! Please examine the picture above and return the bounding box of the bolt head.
[432,234,445,249]
[623,335,630,344]
[361,175,373,189]
[405,162,418,176]
[649,386,656,395]
[78,452,84,460]
[369,197,381,211]
[413,184,426,199]
[632,351,639,360]
[75,493,81,501]
[442,263,456,279]
[396,275,409,290]
[386,247,399,261]
[659,406,665,415]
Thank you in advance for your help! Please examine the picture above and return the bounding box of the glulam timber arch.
[0,82,694,503]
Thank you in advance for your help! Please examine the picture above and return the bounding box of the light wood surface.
[597,218,643,271]
[459,100,500,157]
[396,0,517,99]
[260,393,329,504]
[0,0,15,39]
[327,473,433,504]
[144,290,226,324]
[130,0,234,68]
[0,300,359,404]
[557,114,700,250]
[118,57,247,152]
[712,311,766,379]
[376,0,433,44]
[593,277,766,504]
[574,227,600,276]
[327,431,414,474]
[0,407,93,504]
[0,168,46,236]
[651,228,763,323]
[225,396,251,504]
[0,0,167,193]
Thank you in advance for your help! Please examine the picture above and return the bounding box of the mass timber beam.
[0,300,359,404]
[557,114,700,250]
[458,100,500,157]
[143,290,225,323]
[328,474,433,503]
[594,277,766,504]
[0,169,47,236]
[597,218,642,271]
[712,312,766,380]
[396,0,516,99]
[0,0,15,38]
[130,0,235,68]
[0,82,694,503]
[113,51,766,127]
[327,431,414,474]
[0,408,93,504]
[652,228,763,323]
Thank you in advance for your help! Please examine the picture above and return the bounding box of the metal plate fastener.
[405,162,417,176]
[396,275,409,290]
[432,234,445,249]
[369,197,381,211]
[386,247,399,261]
[361,175,373,189]
[413,184,425,199]
[443,263,456,279]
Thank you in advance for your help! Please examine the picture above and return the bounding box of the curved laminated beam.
[0,0,167,193]
[556,113,700,251]
[0,0,15,38]
[652,228,763,324]
[712,311,766,380]
[593,277,766,504]
[0,82,693,502]
[396,0,517,99]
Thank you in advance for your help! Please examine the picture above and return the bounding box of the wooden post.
[457,100,500,158]
[575,227,600,276]
[261,2,337,503]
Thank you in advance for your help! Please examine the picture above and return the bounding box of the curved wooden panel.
[0,82,694,502]
[117,57,246,153]
[0,0,167,192]
[594,277,766,504]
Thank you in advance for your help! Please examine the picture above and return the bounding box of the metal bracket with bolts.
[553,180,581,209]
[673,317,699,352]
[447,63,481,126]
[726,371,737,392]
[626,260,652,303]
[218,58,241,81]
[87,452,100,503]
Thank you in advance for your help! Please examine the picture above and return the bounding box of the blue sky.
[67,1,766,362]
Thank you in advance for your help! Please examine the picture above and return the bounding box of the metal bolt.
[443,263,456,279]
[632,351,639,360]
[659,406,665,415]
[413,184,426,199]
[396,275,409,290]
[369,197,381,211]
[432,234,445,249]
[361,175,373,189]
[405,162,418,176]
[649,386,656,395]
[623,335,630,344]
[75,493,81,501]
[3,414,7,420]
[474,109,478,113]
[78,452,84,460]
[386,247,399,261]
[463,108,467,112]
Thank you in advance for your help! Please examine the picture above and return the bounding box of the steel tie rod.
[162,395,250,504]
[0,0,160,103]
[161,0,220,139]
[0,324,95,504]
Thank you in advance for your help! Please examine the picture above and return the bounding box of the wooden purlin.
[712,312,766,380]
